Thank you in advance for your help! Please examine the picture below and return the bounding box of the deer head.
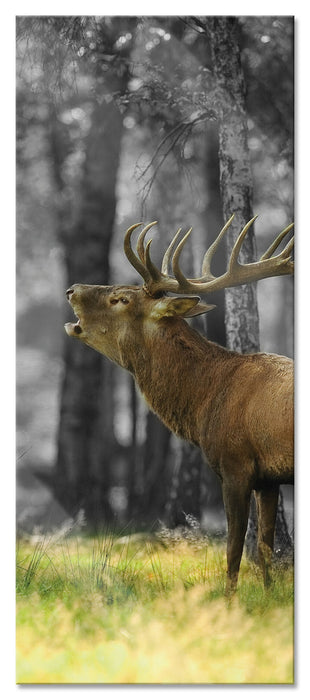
[65,282,213,368]
[65,216,294,368]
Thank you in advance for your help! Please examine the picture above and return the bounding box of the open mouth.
[64,317,83,336]
[65,291,84,336]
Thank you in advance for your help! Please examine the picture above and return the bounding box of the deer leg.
[222,482,252,596]
[255,485,279,588]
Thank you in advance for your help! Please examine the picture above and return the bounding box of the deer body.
[65,217,294,593]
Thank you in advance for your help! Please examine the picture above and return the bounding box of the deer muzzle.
[65,286,84,336]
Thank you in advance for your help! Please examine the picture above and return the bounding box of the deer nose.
[66,283,88,300]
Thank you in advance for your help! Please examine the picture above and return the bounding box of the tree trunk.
[54,97,124,525]
[138,412,172,524]
[47,16,138,528]
[47,19,137,528]
[207,17,292,556]
[165,443,203,527]
[203,123,226,347]
[207,17,260,353]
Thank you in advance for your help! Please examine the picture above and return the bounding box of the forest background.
[15,15,295,543]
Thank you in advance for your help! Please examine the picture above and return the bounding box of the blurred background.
[16,16,294,536]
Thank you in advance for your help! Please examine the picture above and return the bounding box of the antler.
[124,215,294,297]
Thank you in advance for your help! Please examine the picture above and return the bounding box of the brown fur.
[65,283,293,594]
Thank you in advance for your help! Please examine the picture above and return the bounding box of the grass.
[16,528,294,684]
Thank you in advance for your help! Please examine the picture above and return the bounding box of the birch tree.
[206,16,260,353]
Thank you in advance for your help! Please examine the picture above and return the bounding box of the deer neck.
[123,318,231,446]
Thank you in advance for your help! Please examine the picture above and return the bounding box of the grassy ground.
[16,530,294,685]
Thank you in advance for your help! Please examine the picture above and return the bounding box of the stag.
[65,215,294,594]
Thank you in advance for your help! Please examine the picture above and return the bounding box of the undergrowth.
[16,527,294,684]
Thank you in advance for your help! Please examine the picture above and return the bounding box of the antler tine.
[136,221,158,263]
[161,228,183,276]
[201,214,235,278]
[171,228,193,288]
[124,223,152,283]
[261,234,294,275]
[144,238,163,281]
[216,216,294,290]
[260,223,294,260]
[228,216,258,272]
[280,236,294,260]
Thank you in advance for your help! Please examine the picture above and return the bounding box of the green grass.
[16,530,294,684]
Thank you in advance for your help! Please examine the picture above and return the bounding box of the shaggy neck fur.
[123,317,239,447]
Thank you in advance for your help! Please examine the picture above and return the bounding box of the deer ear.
[151,296,215,319]
[183,301,216,317]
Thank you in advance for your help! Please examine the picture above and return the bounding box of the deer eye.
[121,298,129,304]
[110,298,119,305]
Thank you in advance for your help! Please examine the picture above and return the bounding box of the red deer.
[65,215,294,594]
